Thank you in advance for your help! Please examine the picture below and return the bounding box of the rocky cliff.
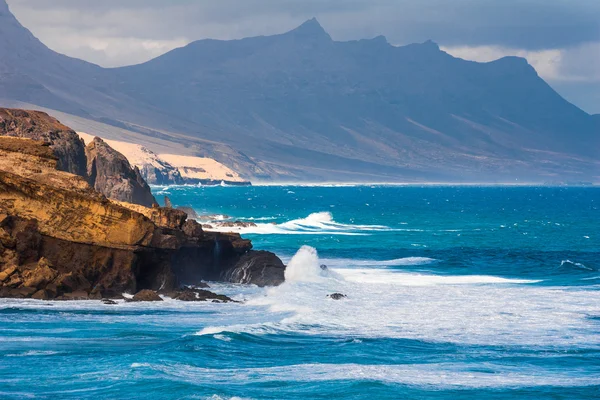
[0,108,87,177]
[0,108,163,207]
[86,137,157,207]
[0,119,285,300]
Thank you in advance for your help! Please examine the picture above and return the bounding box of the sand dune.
[78,132,247,184]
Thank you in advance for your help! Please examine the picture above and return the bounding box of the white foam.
[561,260,594,271]
[285,246,341,282]
[195,326,231,336]
[123,362,600,388]
[215,246,598,348]
[205,212,391,235]
[318,256,438,268]
[6,350,60,357]
[339,269,540,286]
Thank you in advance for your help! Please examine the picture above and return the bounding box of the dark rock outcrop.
[218,221,258,228]
[137,153,184,185]
[166,287,235,303]
[85,137,157,207]
[177,206,199,220]
[328,293,347,300]
[221,250,286,287]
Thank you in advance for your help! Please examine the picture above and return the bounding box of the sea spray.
[285,246,332,282]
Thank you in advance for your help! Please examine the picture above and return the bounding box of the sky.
[6,0,600,114]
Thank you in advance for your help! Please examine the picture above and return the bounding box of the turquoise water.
[1,186,599,399]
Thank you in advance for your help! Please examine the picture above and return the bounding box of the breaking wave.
[206,212,392,235]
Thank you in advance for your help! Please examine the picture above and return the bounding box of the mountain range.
[0,0,598,182]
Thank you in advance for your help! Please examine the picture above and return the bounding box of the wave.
[560,260,594,271]
[338,269,541,286]
[125,362,600,388]
[285,246,343,283]
[6,350,60,357]
[206,212,392,235]
[317,256,438,268]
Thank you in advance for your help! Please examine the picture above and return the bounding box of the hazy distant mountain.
[0,1,598,182]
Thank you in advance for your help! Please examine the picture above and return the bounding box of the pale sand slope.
[78,132,246,183]
[158,154,243,183]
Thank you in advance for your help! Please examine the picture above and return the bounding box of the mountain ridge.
[0,1,597,182]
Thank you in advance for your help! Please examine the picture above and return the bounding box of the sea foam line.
[128,362,600,388]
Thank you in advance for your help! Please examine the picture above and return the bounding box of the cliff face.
[86,137,157,207]
[0,120,285,300]
[0,108,87,177]
[0,108,161,207]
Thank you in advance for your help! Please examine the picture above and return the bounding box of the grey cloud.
[8,0,600,49]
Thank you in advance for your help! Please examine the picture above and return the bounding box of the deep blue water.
[1,186,599,399]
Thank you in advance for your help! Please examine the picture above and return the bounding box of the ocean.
[1,185,599,399]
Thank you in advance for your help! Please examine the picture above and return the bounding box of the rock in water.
[222,250,286,287]
[168,288,235,303]
[164,196,173,208]
[85,137,157,207]
[132,289,163,302]
[328,293,347,300]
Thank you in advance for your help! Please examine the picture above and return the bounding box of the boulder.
[22,258,58,289]
[5,273,23,288]
[8,286,37,298]
[0,265,17,282]
[45,283,58,298]
[102,298,118,305]
[31,289,51,300]
[171,288,235,303]
[132,289,163,302]
[62,291,89,300]
[182,219,203,239]
[55,272,92,293]
[222,250,285,287]
[164,196,173,208]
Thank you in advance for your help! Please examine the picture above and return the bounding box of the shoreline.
[153,181,598,188]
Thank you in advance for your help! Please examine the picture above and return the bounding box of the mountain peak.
[421,40,440,50]
[287,18,332,41]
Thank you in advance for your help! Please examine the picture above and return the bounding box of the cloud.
[442,42,600,83]
[7,0,600,56]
